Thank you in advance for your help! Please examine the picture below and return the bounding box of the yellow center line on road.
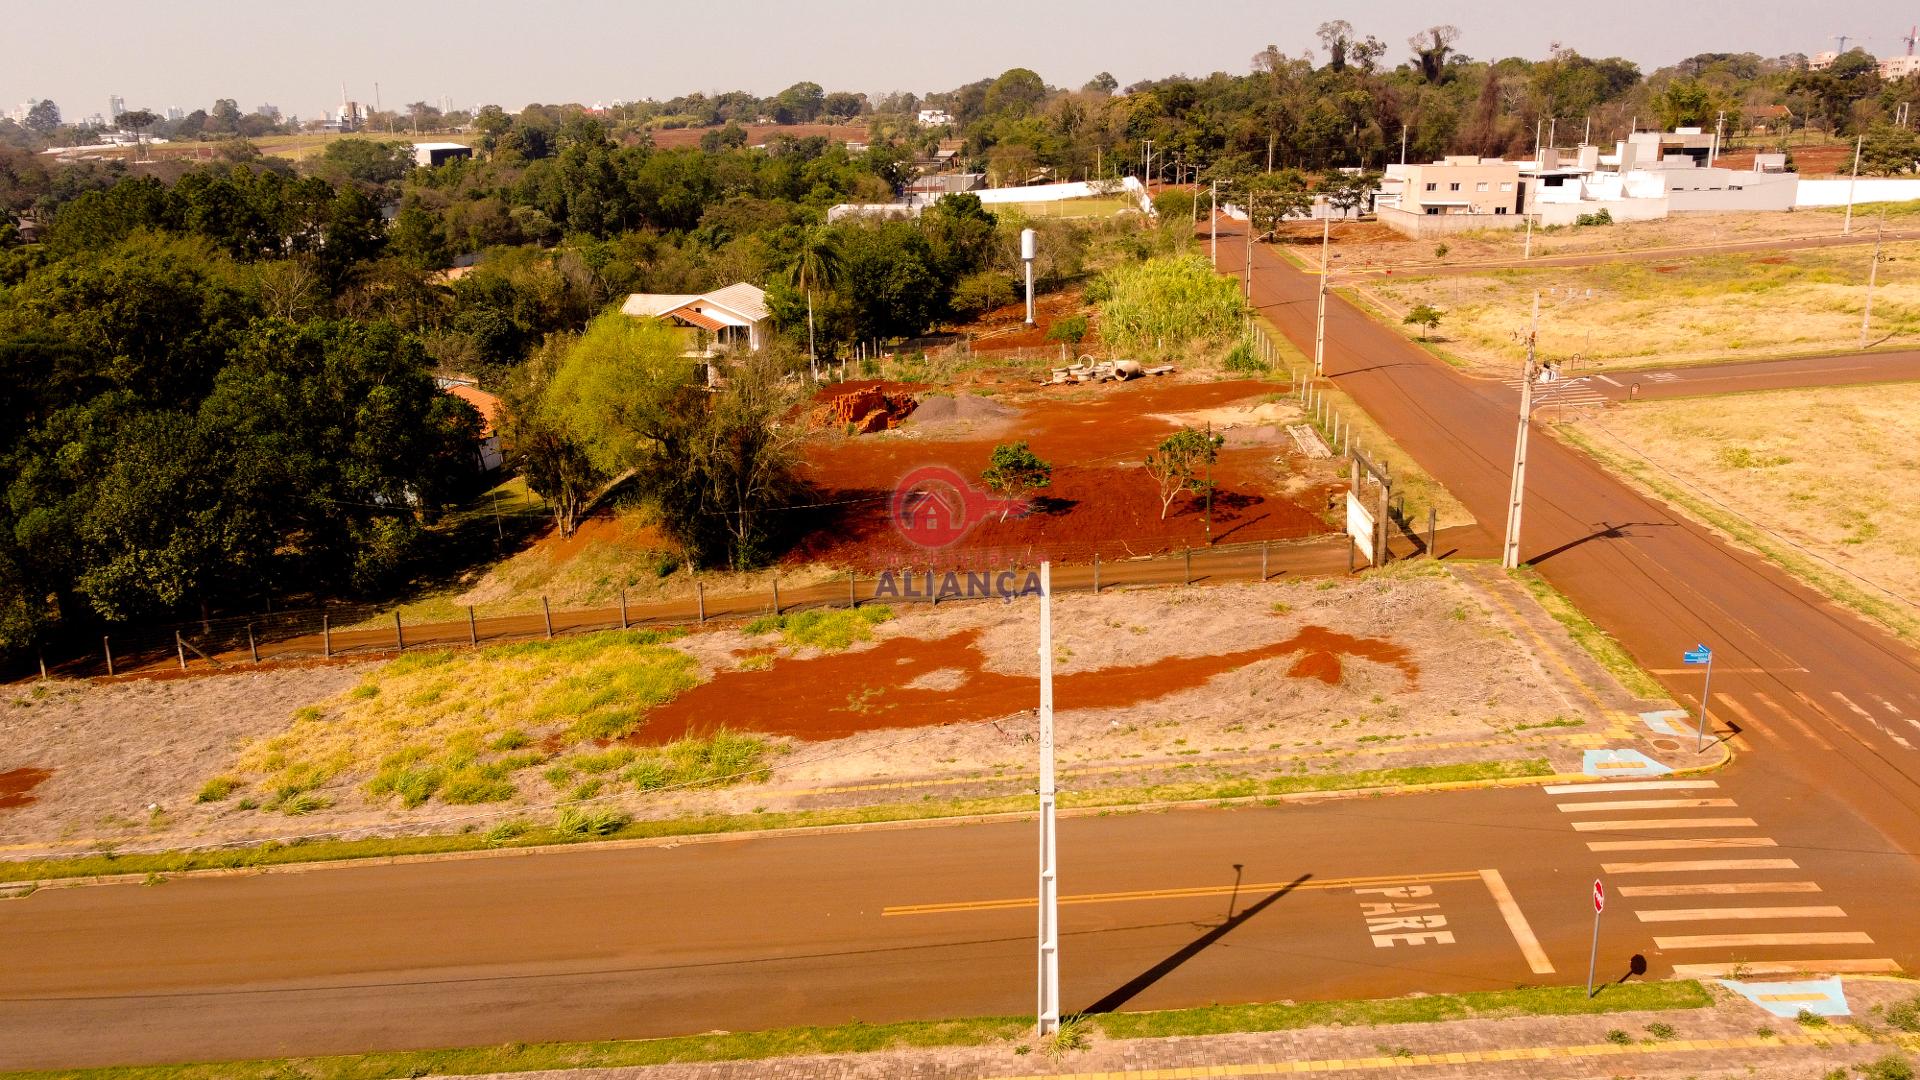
[883,871,1484,917]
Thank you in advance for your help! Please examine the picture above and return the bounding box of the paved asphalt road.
[1577,350,1920,402]
[3,765,1914,1069]
[8,227,1920,1068]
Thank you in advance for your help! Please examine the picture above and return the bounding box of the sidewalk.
[451,980,1917,1080]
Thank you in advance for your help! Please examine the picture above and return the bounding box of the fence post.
[1428,506,1438,558]
[1184,547,1192,585]
[848,571,857,608]
[322,614,331,657]
[38,650,47,681]
[1093,552,1100,595]
[468,605,478,645]
[1262,541,1269,582]
[247,623,259,664]
[930,567,938,606]
[1348,542,1356,575]
[394,610,404,650]
[175,631,187,671]
[542,596,553,639]
[619,588,628,629]
[103,635,114,677]
[772,577,780,615]
[697,580,706,625]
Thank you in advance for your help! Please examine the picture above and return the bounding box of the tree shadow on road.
[1079,873,1312,1015]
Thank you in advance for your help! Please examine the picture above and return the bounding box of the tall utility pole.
[1034,561,1060,1038]
[1710,111,1725,167]
[1400,125,1408,165]
[1862,211,1887,347]
[1142,140,1154,187]
[1243,192,1254,300]
[1313,216,1330,376]
[1844,134,1864,235]
[1210,179,1220,267]
[1501,292,1541,570]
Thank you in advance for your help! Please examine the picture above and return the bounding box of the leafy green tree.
[1046,314,1089,346]
[1403,303,1443,340]
[117,109,159,158]
[981,441,1053,520]
[24,100,60,134]
[1144,427,1224,519]
[1861,123,1920,176]
[949,269,1015,320]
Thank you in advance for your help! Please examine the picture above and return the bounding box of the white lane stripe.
[1588,837,1777,851]
[1671,960,1902,977]
[1571,817,1757,832]
[1543,781,1720,794]
[1603,860,1801,874]
[1618,882,1821,897]
[1557,799,1737,813]
[1636,906,1847,922]
[1595,374,1623,387]
[1479,868,1555,975]
[1655,932,1874,949]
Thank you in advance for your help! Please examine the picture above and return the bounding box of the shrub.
[1886,995,1920,1033]
[556,807,632,835]
[1644,1022,1675,1041]
[949,270,1017,320]
[195,777,241,803]
[1604,1029,1631,1045]
[1433,243,1449,258]
[1860,1054,1916,1080]
[1797,1008,1829,1028]
[1574,208,1615,227]
[1096,256,1246,358]
[439,768,516,804]
[483,820,531,846]
[1046,314,1089,346]
[1223,338,1267,373]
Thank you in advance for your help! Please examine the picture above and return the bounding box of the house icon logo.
[889,465,1026,549]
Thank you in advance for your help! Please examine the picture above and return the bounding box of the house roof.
[620,282,769,324]
[665,304,728,331]
[446,384,502,438]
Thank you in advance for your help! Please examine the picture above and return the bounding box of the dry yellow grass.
[1362,241,1920,374]
[1558,384,1920,639]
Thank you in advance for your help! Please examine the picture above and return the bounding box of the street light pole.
[1501,291,1541,570]
[1861,210,1886,348]
[1844,134,1864,236]
[1243,193,1255,301]
[1035,561,1060,1038]
[1210,179,1219,267]
[1314,215,1330,376]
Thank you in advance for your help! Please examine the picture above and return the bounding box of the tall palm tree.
[787,227,843,379]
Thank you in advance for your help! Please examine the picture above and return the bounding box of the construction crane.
[1905,24,1918,54]
[1835,33,1852,52]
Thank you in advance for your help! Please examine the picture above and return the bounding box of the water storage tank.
[1020,228,1037,261]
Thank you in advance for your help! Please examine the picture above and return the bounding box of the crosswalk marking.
[1646,372,1680,383]
[1588,837,1777,851]
[1714,696,1781,748]
[1571,817,1757,832]
[1751,689,1834,751]
[1612,880,1820,895]
[1833,690,1915,749]
[1500,375,1607,408]
[1606,865,1804,879]
[1557,799,1737,813]
[1655,932,1874,949]
[1542,780,1719,794]
[1869,694,1920,740]
[1636,905,1847,922]
[1671,960,1902,977]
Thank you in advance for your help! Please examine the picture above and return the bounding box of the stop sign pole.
[1586,879,1605,998]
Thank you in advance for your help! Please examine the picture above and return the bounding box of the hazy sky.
[8,0,1909,120]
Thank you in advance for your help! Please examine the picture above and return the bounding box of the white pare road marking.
[1587,837,1777,851]
[1543,780,1719,794]
[1601,859,1800,874]
[1570,817,1757,832]
[1618,882,1821,897]
[1479,868,1555,975]
[1354,883,1455,948]
[1557,799,1737,813]
[1833,690,1914,749]
[1636,905,1847,922]
[1655,932,1874,949]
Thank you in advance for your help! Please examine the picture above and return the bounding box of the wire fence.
[51,519,1453,680]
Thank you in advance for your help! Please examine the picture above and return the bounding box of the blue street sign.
[1683,645,1712,665]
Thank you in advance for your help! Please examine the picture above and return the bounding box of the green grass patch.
[1508,565,1668,700]
[744,606,894,650]
[228,629,699,811]
[0,982,1711,1080]
[1,759,1547,886]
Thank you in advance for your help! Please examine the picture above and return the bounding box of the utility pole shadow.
[1081,872,1311,1016]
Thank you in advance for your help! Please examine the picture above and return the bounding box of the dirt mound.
[905,394,1018,428]
[815,385,919,433]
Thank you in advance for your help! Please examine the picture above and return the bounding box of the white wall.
[969,176,1153,214]
[1796,178,1920,207]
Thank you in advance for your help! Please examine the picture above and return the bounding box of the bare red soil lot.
[789,377,1335,567]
